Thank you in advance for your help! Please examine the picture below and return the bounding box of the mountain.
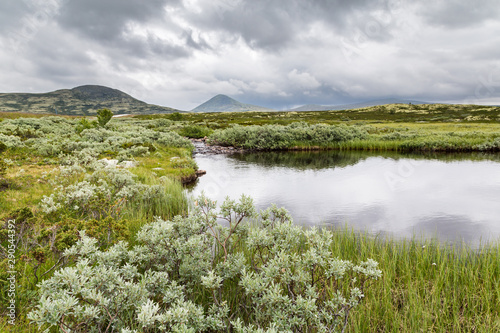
[0,85,179,116]
[192,94,275,113]
[289,99,431,111]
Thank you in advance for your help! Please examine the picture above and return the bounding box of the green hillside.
[0,85,179,116]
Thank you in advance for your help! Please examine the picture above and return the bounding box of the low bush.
[209,123,368,150]
[28,195,381,332]
[40,163,180,221]
[178,125,213,138]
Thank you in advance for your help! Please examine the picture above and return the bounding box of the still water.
[187,150,500,247]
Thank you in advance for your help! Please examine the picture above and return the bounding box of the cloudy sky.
[1,0,500,110]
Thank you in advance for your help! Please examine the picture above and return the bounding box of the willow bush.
[28,195,381,332]
[208,123,368,150]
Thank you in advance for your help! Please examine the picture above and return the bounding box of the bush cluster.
[0,115,199,330]
[178,125,213,139]
[0,116,193,159]
[28,195,381,332]
[209,123,368,150]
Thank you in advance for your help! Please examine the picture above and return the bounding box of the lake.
[187,149,500,247]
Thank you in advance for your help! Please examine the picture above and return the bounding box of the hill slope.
[192,94,275,113]
[289,99,430,111]
[0,85,179,115]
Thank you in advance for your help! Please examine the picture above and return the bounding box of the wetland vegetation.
[141,103,500,152]
[1,104,499,332]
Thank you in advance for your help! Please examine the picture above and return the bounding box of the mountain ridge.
[0,85,179,115]
[288,99,431,111]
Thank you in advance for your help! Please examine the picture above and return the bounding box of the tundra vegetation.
[139,103,500,152]
[1,104,500,332]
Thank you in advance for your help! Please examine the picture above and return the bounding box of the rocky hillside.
[0,85,179,115]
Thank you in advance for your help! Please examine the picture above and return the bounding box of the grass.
[0,155,60,214]
[324,227,500,332]
[0,112,81,120]
[131,146,198,183]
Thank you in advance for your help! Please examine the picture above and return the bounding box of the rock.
[195,169,206,176]
[100,159,119,167]
[119,161,136,168]
[152,167,164,170]
[100,159,137,168]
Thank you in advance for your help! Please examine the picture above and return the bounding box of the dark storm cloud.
[148,34,192,58]
[57,0,181,41]
[0,1,30,31]
[420,0,500,28]
[55,0,193,60]
[187,0,386,50]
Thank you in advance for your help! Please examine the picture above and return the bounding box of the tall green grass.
[123,173,189,237]
[327,227,500,332]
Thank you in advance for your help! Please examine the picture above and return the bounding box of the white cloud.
[287,69,321,90]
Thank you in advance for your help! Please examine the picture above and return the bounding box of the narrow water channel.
[187,149,500,247]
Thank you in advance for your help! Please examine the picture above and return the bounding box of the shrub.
[157,131,193,148]
[178,125,213,138]
[29,195,381,332]
[169,112,183,121]
[39,164,182,221]
[75,118,96,134]
[0,133,24,148]
[97,108,113,127]
[209,123,368,150]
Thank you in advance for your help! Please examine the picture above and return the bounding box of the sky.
[1,0,500,111]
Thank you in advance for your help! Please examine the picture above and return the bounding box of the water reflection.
[188,150,500,247]
[230,150,500,170]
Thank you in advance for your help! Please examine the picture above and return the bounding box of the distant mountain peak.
[70,85,136,102]
[192,94,275,113]
[207,94,239,104]
[213,94,231,98]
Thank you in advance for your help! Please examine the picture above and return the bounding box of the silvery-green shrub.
[29,195,381,332]
[39,164,172,219]
[0,133,25,148]
[208,123,368,150]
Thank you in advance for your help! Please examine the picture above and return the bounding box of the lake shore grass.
[324,227,500,332]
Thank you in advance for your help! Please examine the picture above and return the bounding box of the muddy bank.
[190,138,246,155]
